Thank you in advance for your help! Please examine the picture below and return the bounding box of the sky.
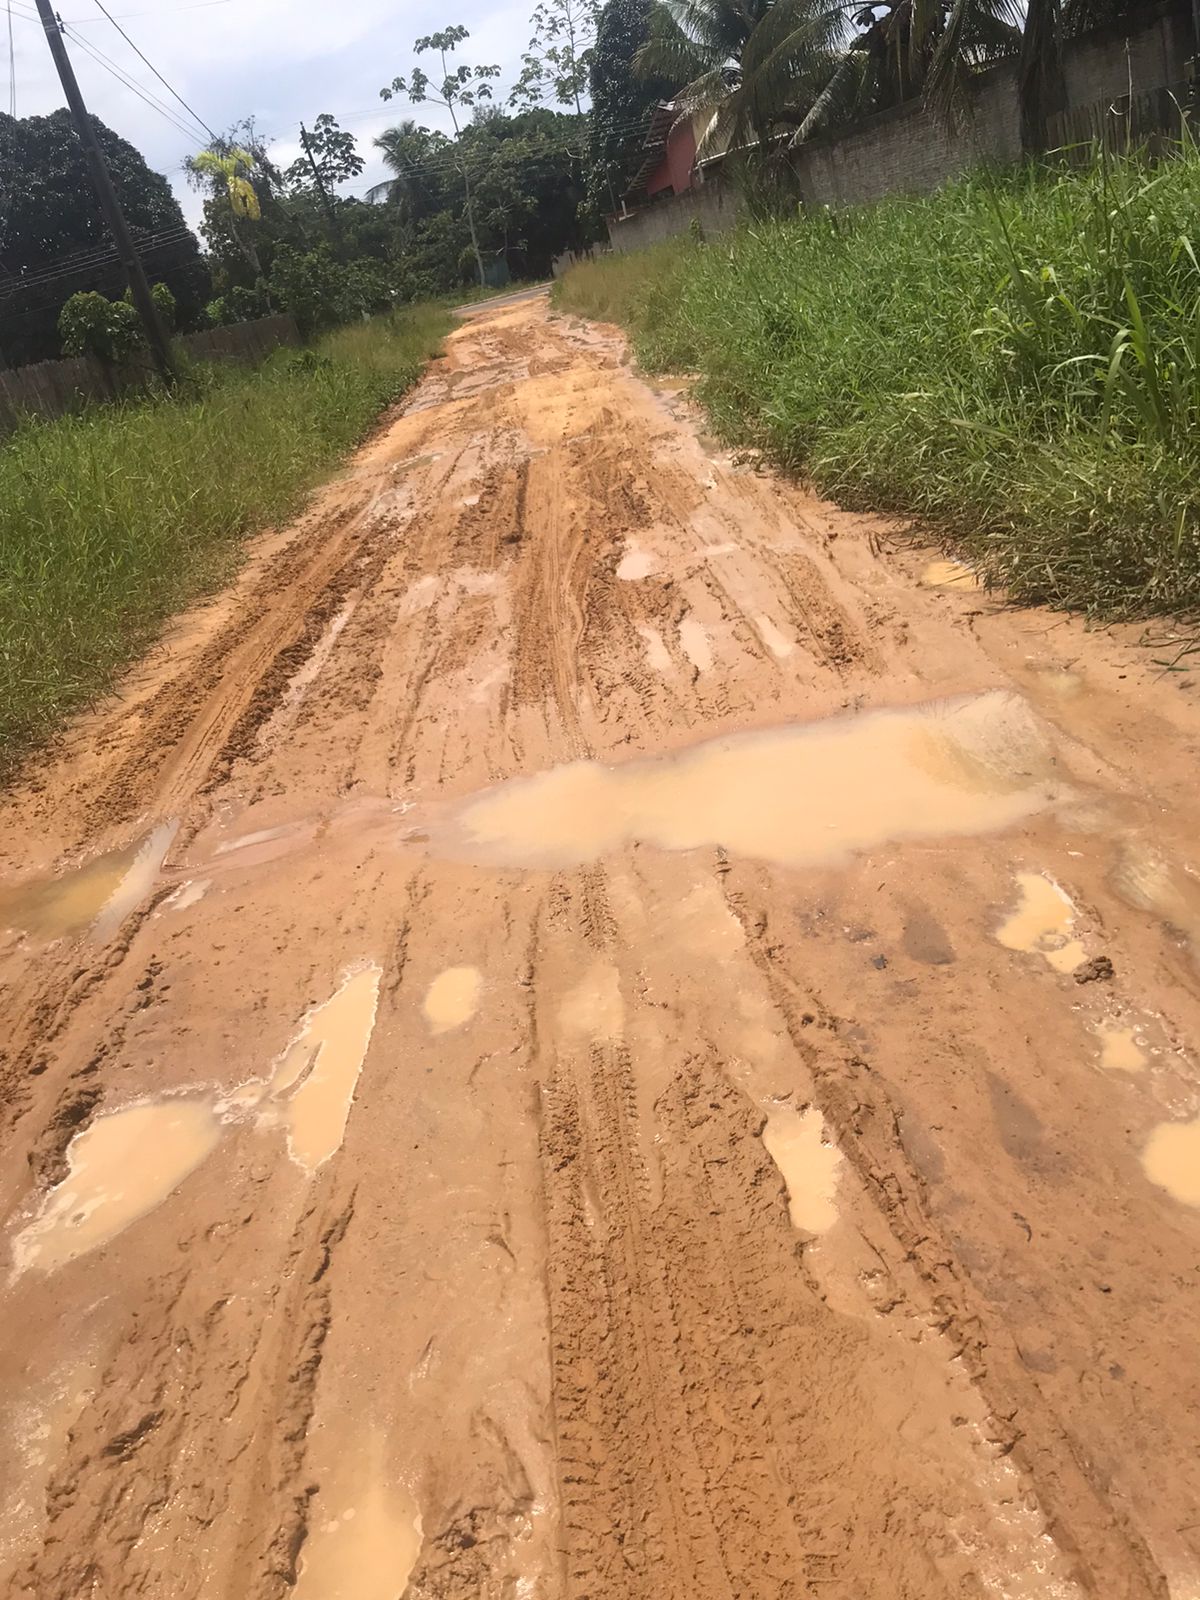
[4,0,539,230]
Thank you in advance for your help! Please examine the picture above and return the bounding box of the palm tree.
[186,146,265,276]
[369,121,452,216]
[635,0,851,159]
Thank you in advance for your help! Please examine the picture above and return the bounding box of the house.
[619,103,699,213]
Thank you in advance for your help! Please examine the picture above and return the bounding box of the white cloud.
[8,0,535,239]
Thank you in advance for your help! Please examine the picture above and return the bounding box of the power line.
[63,22,209,144]
[6,0,15,117]
[2,222,194,292]
[89,0,216,139]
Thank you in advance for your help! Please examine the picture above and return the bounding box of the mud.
[1,293,1199,1600]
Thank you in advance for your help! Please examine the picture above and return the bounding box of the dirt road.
[1,292,1199,1600]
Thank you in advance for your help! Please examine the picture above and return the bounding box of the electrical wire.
[89,0,217,139]
[63,22,209,144]
[1,223,194,292]
[6,0,15,117]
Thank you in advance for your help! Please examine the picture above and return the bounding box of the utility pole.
[33,0,174,382]
[298,122,340,247]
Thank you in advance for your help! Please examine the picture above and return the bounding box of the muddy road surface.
[1,294,1199,1600]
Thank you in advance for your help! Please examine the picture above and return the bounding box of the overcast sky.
[6,0,538,231]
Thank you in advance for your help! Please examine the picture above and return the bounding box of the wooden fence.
[0,312,301,434]
[1047,80,1196,159]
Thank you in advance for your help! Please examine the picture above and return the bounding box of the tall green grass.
[555,146,1200,617]
[0,305,450,772]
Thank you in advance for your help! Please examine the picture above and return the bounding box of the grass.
[0,304,450,773]
[554,143,1200,619]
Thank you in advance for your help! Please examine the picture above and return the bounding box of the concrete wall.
[608,0,1193,248]
[606,179,741,256]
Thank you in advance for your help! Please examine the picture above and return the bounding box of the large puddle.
[266,966,382,1174]
[0,821,178,943]
[11,1098,220,1274]
[436,692,1065,872]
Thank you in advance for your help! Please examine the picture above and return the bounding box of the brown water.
[10,1098,220,1275]
[440,692,1065,873]
[1096,1023,1147,1073]
[558,961,624,1043]
[994,872,1085,974]
[678,616,713,673]
[761,1105,841,1234]
[1110,838,1200,962]
[423,965,483,1035]
[294,1430,423,1600]
[1142,1115,1200,1207]
[268,966,382,1174]
[922,559,982,590]
[0,821,178,943]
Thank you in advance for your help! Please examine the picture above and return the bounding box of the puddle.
[295,1432,423,1600]
[0,821,178,943]
[1110,838,1200,963]
[1142,1115,1200,1207]
[678,616,713,673]
[423,965,483,1035]
[393,452,437,477]
[437,692,1065,873]
[267,967,382,1174]
[923,559,982,590]
[161,878,211,914]
[994,872,1085,973]
[11,1098,220,1275]
[755,614,795,660]
[1096,1023,1146,1073]
[559,962,624,1043]
[617,542,657,580]
[761,1105,841,1234]
[636,624,672,674]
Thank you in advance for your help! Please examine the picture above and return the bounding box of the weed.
[554,146,1200,617]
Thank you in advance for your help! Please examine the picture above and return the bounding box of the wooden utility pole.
[32,0,175,382]
[298,123,340,246]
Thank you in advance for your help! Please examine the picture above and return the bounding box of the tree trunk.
[460,159,487,288]
[1018,0,1067,153]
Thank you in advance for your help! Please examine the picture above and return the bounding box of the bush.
[58,290,144,362]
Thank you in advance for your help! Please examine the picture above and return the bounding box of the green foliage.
[58,290,144,363]
[0,109,208,365]
[510,0,601,114]
[287,113,365,195]
[267,243,396,334]
[122,281,177,332]
[0,305,451,770]
[555,145,1200,617]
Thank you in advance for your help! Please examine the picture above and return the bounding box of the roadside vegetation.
[555,144,1200,617]
[0,305,449,771]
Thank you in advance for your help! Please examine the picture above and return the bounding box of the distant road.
[453,281,551,316]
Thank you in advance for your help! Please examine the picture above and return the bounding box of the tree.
[370,120,455,217]
[380,26,501,286]
[635,0,848,159]
[585,0,677,219]
[285,113,364,196]
[58,289,143,363]
[510,0,602,115]
[0,109,206,367]
[187,145,266,276]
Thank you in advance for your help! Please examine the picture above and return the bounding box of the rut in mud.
[1,293,1199,1600]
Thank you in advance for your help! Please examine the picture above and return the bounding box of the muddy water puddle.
[1142,1115,1200,1207]
[0,820,178,943]
[1110,838,1200,963]
[1096,1022,1147,1073]
[10,1098,220,1275]
[423,965,482,1035]
[430,691,1067,873]
[265,966,382,1173]
[295,1432,422,1600]
[995,871,1085,973]
[761,1105,841,1234]
[923,558,983,590]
